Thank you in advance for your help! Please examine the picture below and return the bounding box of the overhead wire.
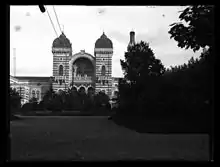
[45,6,58,37]
[53,6,63,34]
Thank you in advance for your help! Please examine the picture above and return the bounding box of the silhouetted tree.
[29,97,38,103]
[169,5,214,52]
[10,87,21,114]
[168,5,214,103]
[43,88,56,102]
[121,41,165,84]
[118,41,165,113]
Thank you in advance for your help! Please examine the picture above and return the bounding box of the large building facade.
[10,31,135,105]
[51,32,113,96]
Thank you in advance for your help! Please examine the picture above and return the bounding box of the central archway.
[73,57,94,77]
[69,52,95,83]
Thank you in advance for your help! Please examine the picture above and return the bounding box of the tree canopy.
[10,87,21,113]
[118,41,165,112]
[120,41,165,85]
[169,5,214,52]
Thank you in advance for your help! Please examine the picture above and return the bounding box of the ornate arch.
[69,52,95,82]
[77,85,87,93]
[71,86,78,90]
[57,88,64,93]
[87,86,95,95]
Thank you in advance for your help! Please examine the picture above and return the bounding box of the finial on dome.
[61,31,65,37]
[101,31,107,38]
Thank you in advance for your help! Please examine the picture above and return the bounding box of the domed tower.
[94,32,113,97]
[52,32,72,92]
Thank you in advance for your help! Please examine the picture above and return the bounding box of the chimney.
[127,31,135,51]
[129,31,135,45]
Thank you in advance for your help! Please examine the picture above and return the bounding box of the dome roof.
[52,32,71,48]
[95,32,113,49]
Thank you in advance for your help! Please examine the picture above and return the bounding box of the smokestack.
[13,48,16,77]
[129,31,135,45]
[127,31,135,51]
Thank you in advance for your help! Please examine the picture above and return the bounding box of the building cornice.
[94,48,113,53]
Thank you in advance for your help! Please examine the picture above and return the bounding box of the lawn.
[10,116,210,161]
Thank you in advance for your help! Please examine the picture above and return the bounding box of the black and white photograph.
[9,5,214,161]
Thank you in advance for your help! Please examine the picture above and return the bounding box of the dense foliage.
[118,41,165,114]
[169,5,214,52]
[20,87,111,116]
[114,5,213,134]
[10,87,21,113]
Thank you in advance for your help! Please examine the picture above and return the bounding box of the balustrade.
[72,74,92,83]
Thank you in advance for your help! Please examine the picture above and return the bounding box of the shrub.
[21,103,33,113]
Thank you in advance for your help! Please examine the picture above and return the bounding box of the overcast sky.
[10,5,201,77]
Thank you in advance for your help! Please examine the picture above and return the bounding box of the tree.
[169,5,214,52]
[119,41,165,112]
[43,88,56,102]
[168,5,214,103]
[10,87,21,113]
[121,41,165,85]
[29,97,38,103]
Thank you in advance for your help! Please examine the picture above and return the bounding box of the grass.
[111,112,211,134]
[10,116,210,161]
[10,114,21,121]
[19,107,112,116]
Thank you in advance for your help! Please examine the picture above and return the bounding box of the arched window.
[87,87,94,95]
[36,90,40,100]
[58,89,63,94]
[78,87,86,95]
[114,91,118,97]
[32,90,35,98]
[71,86,77,92]
[59,65,64,76]
[101,65,106,76]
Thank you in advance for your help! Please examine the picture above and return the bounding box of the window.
[101,65,106,76]
[102,80,105,85]
[58,89,63,94]
[59,65,64,76]
[114,91,118,96]
[36,90,40,100]
[32,90,35,98]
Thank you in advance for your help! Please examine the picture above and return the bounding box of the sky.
[10,5,202,77]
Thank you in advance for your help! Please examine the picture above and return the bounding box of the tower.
[52,32,72,92]
[94,32,113,97]
[127,31,135,51]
